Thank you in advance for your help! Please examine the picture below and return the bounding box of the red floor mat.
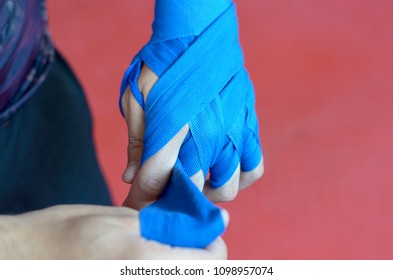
[47,0,393,259]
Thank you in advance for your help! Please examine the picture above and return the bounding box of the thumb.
[121,86,145,183]
[123,124,189,210]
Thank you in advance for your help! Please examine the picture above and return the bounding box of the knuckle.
[253,163,265,180]
[128,136,143,150]
[137,175,164,197]
[217,184,238,202]
[246,163,264,182]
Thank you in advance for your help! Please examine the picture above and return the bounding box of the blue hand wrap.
[120,0,262,248]
[140,160,225,248]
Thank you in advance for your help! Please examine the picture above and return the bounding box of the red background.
[47,0,393,259]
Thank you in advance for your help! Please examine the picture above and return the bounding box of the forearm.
[0,215,25,259]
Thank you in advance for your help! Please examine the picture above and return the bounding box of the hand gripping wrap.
[120,0,262,248]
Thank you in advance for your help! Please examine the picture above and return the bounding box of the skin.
[0,205,227,260]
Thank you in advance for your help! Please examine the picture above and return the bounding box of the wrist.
[151,0,232,42]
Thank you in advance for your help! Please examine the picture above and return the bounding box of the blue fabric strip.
[151,0,232,42]
[142,3,243,163]
[140,160,224,248]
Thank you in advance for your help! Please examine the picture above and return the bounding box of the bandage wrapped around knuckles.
[120,0,262,248]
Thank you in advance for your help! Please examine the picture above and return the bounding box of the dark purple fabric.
[0,0,45,112]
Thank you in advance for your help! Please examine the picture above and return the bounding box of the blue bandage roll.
[120,1,262,248]
[140,160,225,248]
